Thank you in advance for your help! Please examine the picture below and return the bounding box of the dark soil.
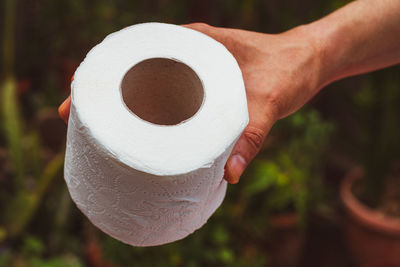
[377,176,400,218]
[353,164,400,218]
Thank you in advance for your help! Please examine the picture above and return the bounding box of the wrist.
[288,23,335,91]
[299,22,341,89]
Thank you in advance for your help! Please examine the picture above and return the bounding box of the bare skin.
[59,0,400,184]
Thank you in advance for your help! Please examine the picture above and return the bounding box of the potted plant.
[237,109,333,266]
[340,67,400,266]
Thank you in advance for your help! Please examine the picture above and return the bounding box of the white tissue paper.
[64,22,249,246]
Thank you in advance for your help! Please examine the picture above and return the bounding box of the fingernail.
[226,154,247,184]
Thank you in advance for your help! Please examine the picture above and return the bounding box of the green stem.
[36,153,64,197]
[1,0,24,188]
[5,153,64,238]
[1,78,24,188]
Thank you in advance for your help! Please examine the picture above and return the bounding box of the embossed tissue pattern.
[64,105,231,246]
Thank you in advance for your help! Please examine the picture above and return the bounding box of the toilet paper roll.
[64,22,249,246]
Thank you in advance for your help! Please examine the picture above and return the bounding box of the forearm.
[306,0,400,86]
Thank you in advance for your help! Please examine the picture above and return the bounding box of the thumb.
[224,125,271,184]
[58,95,71,124]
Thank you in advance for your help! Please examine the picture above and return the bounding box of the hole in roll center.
[121,58,204,126]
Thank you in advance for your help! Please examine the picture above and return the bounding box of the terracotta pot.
[267,213,305,267]
[340,167,400,266]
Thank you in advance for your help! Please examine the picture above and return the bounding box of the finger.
[58,95,71,124]
[224,122,274,184]
[182,23,229,45]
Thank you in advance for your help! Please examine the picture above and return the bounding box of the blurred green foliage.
[1,0,399,266]
[0,235,84,267]
[243,110,333,226]
[1,0,64,244]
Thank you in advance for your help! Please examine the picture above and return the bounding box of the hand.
[183,23,324,183]
[59,23,324,184]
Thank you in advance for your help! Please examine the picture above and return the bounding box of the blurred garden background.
[1,0,399,266]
